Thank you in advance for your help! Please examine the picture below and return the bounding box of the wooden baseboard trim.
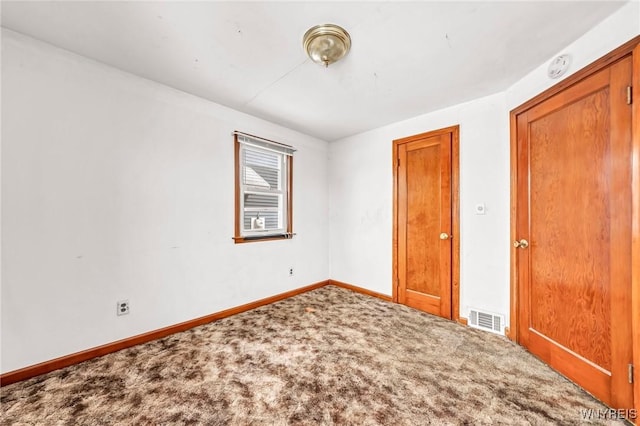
[504,326,512,339]
[457,317,468,326]
[328,279,393,302]
[0,280,329,387]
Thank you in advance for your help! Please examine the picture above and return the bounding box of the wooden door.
[394,127,458,319]
[513,57,634,409]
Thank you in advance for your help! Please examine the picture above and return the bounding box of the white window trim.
[234,132,294,243]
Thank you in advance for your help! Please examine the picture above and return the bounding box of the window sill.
[233,233,295,244]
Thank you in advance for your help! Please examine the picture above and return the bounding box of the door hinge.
[627,86,632,105]
[397,158,400,168]
[629,364,634,384]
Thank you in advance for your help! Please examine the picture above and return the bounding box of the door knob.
[440,233,451,240]
[513,239,529,249]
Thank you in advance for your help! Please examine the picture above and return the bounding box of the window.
[234,132,294,243]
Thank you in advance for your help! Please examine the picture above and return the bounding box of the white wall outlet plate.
[117,300,130,316]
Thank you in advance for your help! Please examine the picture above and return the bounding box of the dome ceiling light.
[303,24,351,68]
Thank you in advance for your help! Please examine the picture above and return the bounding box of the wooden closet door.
[514,56,633,409]
[396,132,452,318]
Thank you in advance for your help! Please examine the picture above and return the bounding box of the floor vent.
[469,309,505,335]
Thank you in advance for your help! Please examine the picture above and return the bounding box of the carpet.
[0,286,625,425]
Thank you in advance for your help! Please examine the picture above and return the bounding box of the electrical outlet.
[117,300,130,316]
[289,268,294,277]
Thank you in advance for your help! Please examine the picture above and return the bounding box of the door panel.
[515,57,633,408]
[529,88,612,371]
[406,142,441,296]
[397,132,452,318]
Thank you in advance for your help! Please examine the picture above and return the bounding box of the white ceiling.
[1,1,627,141]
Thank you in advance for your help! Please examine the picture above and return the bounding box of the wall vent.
[469,309,505,335]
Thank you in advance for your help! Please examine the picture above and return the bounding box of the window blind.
[234,131,296,156]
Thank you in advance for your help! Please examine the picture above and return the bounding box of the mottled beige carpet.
[1,286,625,425]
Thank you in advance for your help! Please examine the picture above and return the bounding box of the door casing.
[509,36,640,415]
[392,125,461,323]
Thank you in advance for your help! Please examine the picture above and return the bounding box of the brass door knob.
[513,239,529,249]
[440,233,451,240]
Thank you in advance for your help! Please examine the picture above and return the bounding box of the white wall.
[1,29,329,373]
[329,0,639,324]
[329,93,511,320]
[507,0,639,109]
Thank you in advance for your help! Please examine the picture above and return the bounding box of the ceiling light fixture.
[303,24,351,68]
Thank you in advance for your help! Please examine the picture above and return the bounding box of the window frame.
[234,132,293,244]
